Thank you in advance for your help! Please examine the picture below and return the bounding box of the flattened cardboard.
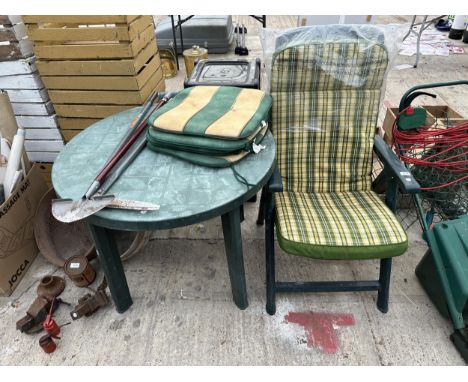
[0,164,47,296]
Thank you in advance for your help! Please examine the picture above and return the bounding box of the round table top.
[52,107,276,231]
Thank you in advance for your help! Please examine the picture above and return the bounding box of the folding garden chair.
[261,25,420,315]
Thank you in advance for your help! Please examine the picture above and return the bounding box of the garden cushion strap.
[274,191,408,260]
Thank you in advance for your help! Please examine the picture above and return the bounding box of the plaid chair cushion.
[273,90,379,193]
[271,38,388,193]
[274,191,408,260]
[271,43,388,93]
[269,26,407,260]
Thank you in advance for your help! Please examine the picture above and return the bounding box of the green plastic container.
[416,215,468,322]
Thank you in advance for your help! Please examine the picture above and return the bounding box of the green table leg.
[221,207,249,310]
[88,224,133,313]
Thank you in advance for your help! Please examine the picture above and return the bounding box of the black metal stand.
[249,15,266,28]
[170,15,195,70]
[169,15,266,69]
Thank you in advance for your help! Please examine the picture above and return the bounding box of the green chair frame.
[259,136,420,315]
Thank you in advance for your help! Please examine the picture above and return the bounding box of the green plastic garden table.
[52,107,276,313]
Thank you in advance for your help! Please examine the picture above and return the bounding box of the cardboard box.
[423,105,466,127]
[0,164,47,296]
[381,106,399,144]
[381,104,467,144]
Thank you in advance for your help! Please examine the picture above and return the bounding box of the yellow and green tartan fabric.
[273,90,379,193]
[270,31,407,259]
[274,191,408,259]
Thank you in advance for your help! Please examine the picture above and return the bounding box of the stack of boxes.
[0,15,63,169]
[23,15,165,142]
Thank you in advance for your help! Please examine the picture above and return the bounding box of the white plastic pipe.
[3,128,25,198]
[8,170,23,195]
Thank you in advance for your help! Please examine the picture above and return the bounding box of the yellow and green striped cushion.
[274,191,408,260]
[149,86,271,140]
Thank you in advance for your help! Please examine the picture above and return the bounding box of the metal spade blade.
[51,195,115,223]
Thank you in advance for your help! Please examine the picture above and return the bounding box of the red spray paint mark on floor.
[285,311,355,354]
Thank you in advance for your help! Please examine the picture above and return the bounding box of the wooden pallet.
[1,16,66,163]
[48,68,163,105]
[25,140,64,152]
[35,39,157,76]
[0,70,44,89]
[27,151,58,162]
[16,114,58,128]
[32,26,155,60]
[58,74,165,142]
[0,16,33,60]
[0,47,64,158]
[41,53,161,90]
[11,100,54,115]
[24,15,165,143]
[0,56,36,75]
[5,88,49,103]
[49,71,164,117]
[26,15,152,42]
[25,16,156,60]
[25,128,63,140]
[22,15,139,24]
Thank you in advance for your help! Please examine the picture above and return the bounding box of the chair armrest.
[267,165,283,193]
[373,135,420,194]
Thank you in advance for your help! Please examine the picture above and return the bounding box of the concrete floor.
[1,15,467,366]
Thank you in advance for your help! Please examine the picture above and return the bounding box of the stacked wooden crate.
[23,15,165,142]
[0,15,63,163]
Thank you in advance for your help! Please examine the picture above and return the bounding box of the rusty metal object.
[35,189,149,265]
[34,188,95,267]
[39,334,57,353]
[70,278,109,320]
[64,255,96,287]
[16,297,67,334]
[118,230,151,261]
[36,275,65,301]
[16,296,50,333]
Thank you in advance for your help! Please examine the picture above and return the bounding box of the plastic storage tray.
[155,16,234,54]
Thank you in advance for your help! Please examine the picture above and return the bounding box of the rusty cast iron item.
[36,275,66,301]
[70,278,109,320]
[64,255,96,287]
[16,297,64,334]
[16,296,50,333]
[39,334,57,353]
[34,188,95,268]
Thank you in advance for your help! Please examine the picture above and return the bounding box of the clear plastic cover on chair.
[260,24,405,94]
[260,24,407,193]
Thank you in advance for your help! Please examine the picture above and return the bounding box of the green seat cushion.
[274,191,408,260]
[149,86,272,140]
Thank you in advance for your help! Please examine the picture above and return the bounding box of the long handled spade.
[52,92,175,223]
